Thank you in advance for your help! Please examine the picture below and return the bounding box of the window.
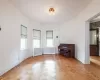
[46,30,53,47]
[33,29,41,48]
[20,25,27,50]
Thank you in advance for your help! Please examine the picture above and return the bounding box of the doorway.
[90,28,99,56]
[89,16,100,65]
[85,13,100,64]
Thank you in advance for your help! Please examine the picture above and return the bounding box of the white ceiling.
[10,0,92,24]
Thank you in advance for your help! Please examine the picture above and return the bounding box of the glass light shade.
[49,8,55,15]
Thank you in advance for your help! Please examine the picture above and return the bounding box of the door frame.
[85,12,100,64]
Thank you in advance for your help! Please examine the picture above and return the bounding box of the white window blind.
[33,29,41,48]
[21,26,27,36]
[20,25,27,50]
[33,30,41,39]
[46,31,53,38]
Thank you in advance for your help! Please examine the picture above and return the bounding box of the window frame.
[20,25,27,50]
[46,30,54,47]
[33,29,41,48]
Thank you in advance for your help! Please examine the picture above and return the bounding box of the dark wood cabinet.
[90,45,98,56]
[58,44,75,58]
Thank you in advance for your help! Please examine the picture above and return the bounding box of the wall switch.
[56,36,58,38]
[0,26,1,31]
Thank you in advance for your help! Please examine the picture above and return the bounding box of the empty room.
[0,0,100,80]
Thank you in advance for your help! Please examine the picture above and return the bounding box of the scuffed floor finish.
[1,55,100,80]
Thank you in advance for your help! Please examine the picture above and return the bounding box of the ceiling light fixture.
[49,8,55,15]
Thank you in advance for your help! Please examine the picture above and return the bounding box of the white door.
[33,29,42,56]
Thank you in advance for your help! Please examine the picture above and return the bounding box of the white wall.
[0,0,36,76]
[60,0,100,64]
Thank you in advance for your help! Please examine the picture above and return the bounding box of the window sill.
[20,49,28,51]
[47,46,55,48]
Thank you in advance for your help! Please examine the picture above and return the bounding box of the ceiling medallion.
[49,8,55,15]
